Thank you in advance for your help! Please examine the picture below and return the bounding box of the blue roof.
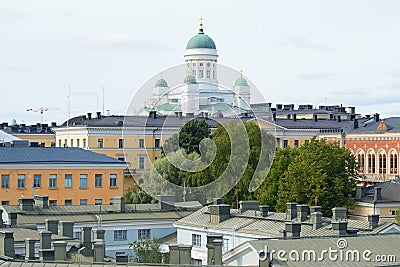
[0,147,126,165]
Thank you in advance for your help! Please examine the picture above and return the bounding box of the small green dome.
[184,74,197,84]
[186,29,216,50]
[155,78,168,87]
[235,77,249,86]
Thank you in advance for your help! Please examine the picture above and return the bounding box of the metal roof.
[0,147,126,165]
[359,180,400,203]
[347,117,400,134]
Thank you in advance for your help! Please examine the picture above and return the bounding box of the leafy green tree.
[179,119,211,154]
[256,138,358,216]
[125,184,155,204]
[129,237,169,264]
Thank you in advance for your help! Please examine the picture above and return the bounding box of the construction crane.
[26,107,49,123]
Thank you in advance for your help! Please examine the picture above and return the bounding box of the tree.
[129,237,169,264]
[256,138,358,216]
[396,210,400,224]
[125,184,155,204]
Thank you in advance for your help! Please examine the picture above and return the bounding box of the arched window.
[379,154,387,175]
[390,153,398,174]
[357,153,365,173]
[368,153,376,173]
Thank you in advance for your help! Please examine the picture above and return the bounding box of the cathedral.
[142,19,252,118]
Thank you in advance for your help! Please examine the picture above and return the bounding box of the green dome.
[184,74,197,84]
[186,29,216,50]
[235,77,249,86]
[155,78,168,87]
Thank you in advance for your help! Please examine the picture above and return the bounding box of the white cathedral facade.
[141,20,251,118]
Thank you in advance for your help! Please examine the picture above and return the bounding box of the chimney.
[272,113,276,121]
[25,238,35,261]
[355,186,366,200]
[259,205,270,217]
[374,187,382,201]
[353,119,359,129]
[286,202,298,220]
[336,115,341,122]
[285,222,301,238]
[93,240,105,262]
[116,253,129,263]
[19,198,34,211]
[213,198,223,205]
[96,111,101,119]
[239,200,259,213]
[157,195,175,210]
[296,204,309,222]
[286,114,291,120]
[34,195,49,209]
[332,207,347,221]
[169,244,192,265]
[310,206,322,214]
[210,204,231,224]
[45,218,59,235]
[293,114,297,121]
[51,122,57,128]
[87,113,92,120]
[39,231,52,250]
[313,114,318,122]
[368,214,380,229]
[374,113,380,122]
[0,209,3,228]
[207,234,223,266]
[310,212,323,230]
[59,221,74,238]
[54,241,67,261]
[9,212,17,226]
[93,229,105,240]
[0,231,15,258]
[332,221,348,236]
[111,196,125,211]
[81,227,92,250]
[149,111,157,119]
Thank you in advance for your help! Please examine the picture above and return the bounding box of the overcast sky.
[1,0,400,124]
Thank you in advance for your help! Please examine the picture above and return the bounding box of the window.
[138,229,151,239]
[192,63,196,67]
[80,199,87,205]
[110,174,117,187]
[49,200,57,206]
[114,230,127,241]
[390,154,398,174]
[77,139,80,148]
[139,139,145,148]
[117,156,125,161]
[192,70,196,76]
[213,70,215,79]
[70,139,74,147]
[64,139,67,147]
[49,174,57,188]
[118,139,124,148]
[138,156,145,169]
[58,139,62,147]
[98,139,104,148]
[192,234,201,247]
[223,239,229,252]
[206,70,210,78]
[283,140,288,148]
[199,62,203,67]
[1,175,9,188]
[358,154,365,173]
[110,198,114,205]
[368,154,376,173]
[1,201,9,206]
[199,69,204,78]
[95,199,102,205]
[379,154,387,175]
[390,210,398,216]
[18,174,26,189]
[304,140,309,144]
[83,139,86,148]
[80,174,88,188]
[74,232,81,240]
[64,174,72,188]
[207,62,211,67]
[33,174,41,188]
[65,199,72,206]
[95,174,102,187]
[294,140,299,147]
[154,139,160,148]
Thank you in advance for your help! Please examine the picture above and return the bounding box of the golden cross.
[199,16,204,29]
[240,69,243,77]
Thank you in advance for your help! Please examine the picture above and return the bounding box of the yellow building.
[0,147,126,206]
[351,181,400,223]
[1,122,56,147]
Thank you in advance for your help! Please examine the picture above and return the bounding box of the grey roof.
[0,130,20,143]
[60,115,225,129]
[224,234,400,266]
[0,228,74,243]
[273,118,354,131]
[175,206,398,238]
[0,147,126,165]
[359,180,400,203]
[1,202,201,225]
[347,117,400,133]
